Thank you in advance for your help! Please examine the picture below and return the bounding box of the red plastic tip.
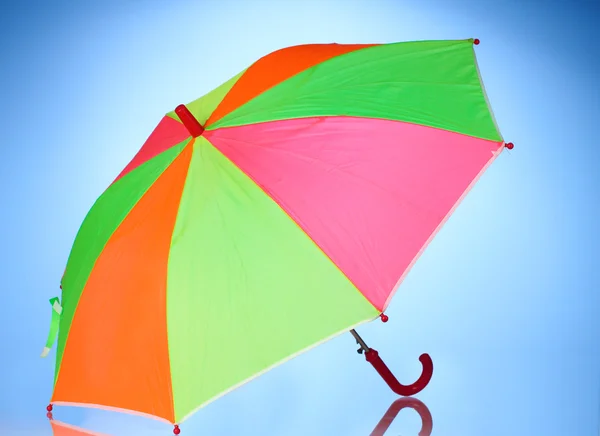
[380,313,389,323]
[473,38,480,45]
[173,424,181,435]
[47,412,53,420]
[174,104,205,137]
[505,142,514,150]
[46,404,53,412]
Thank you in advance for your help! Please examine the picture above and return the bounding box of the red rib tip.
[380,313,389,323]
[473,38,480,45]
[505,142,514,150]
[173,424,181,435]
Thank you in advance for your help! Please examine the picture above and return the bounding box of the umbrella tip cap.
[473,38,480,45]
[380,313,389,323]
[173,424,181,434]
[175,104,205,137]
[505,142,514,150]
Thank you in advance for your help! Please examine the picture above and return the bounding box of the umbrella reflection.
[369,397,432,436]
[47,397,432,435]
[47,412,109,436]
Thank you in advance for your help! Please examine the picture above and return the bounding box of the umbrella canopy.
[43,39,509,426]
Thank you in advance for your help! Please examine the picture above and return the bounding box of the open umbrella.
[42,39,511,433]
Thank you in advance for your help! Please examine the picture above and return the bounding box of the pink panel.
[205,118,502,311]
[113,116,190,183]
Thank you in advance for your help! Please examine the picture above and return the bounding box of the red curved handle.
[370,397,433,436]
[365,349,433,396]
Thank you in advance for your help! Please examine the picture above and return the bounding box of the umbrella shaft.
[350,329,370,352]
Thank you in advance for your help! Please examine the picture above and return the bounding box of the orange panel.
[51,420,106,436]
[52,144,194,423]
[206,43,376,126]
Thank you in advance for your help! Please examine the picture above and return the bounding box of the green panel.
[167,137,378,421]
[55,138,191,383]
[210,39,501,141]
[166,69,247,125]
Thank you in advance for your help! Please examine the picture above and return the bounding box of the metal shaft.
[350,329,370,352]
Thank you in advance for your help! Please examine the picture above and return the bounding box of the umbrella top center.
[175,104,205,137]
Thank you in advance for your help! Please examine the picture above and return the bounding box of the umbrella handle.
[365,348,433,396]
[370,397,433,436]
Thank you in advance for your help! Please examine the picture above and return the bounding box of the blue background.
[1,0,598,434]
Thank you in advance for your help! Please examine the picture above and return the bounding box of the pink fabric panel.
[206,117,502,311]
[113,116,189,183]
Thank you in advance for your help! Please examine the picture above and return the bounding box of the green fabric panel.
[41,297,62,358]
[166,69,247,125]
[210,40,501,141]
[54,138,191,383]
[167,137,378,421]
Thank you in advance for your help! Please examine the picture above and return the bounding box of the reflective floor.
[45,397,434,436]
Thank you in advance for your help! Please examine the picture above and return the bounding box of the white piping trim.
[472,44,504,142]
[382,141,505,311]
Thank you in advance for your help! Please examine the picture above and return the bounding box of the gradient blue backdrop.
[1,0,598,435]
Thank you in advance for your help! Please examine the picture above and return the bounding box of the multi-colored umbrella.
[42,39,511,433]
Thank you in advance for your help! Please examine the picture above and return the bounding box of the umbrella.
[42,39,511,433]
